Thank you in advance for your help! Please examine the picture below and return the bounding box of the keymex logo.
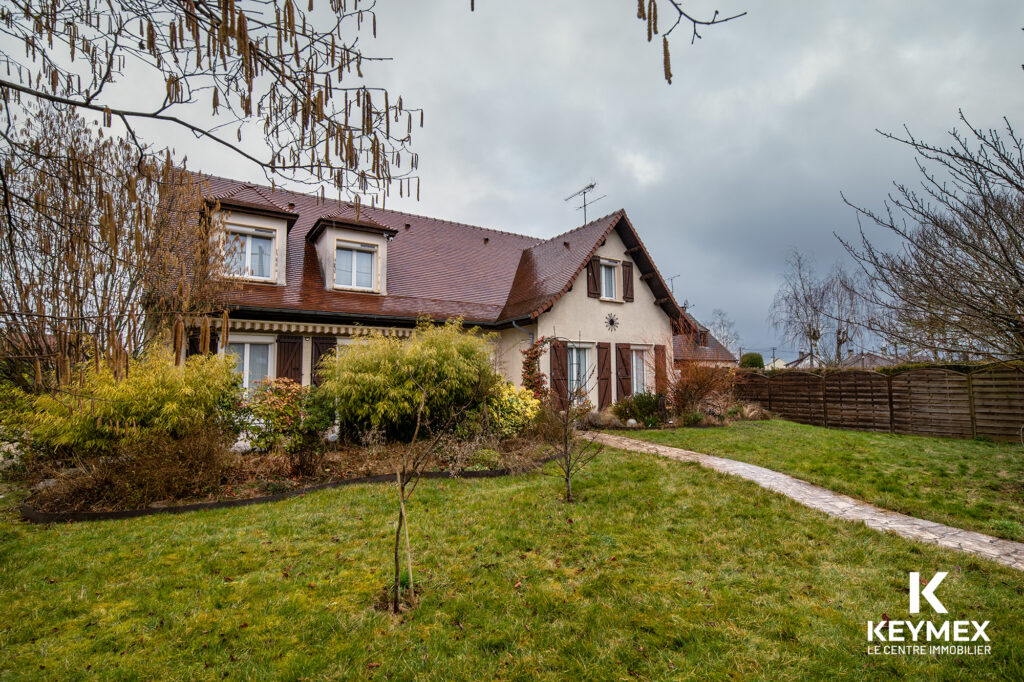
[866,571,991,656]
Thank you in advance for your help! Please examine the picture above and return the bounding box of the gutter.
[229,304,509,329]
[511,318,535,344]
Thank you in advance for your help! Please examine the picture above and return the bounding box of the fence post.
[966,372,977,439]
[821,373,829,429]
[886,374,895,434]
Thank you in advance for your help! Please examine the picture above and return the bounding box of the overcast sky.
[181,0,1024,360]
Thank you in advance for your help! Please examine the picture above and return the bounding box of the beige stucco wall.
[531,228,675,405]
[495,323,537,388]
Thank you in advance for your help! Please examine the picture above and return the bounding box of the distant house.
[672,317,736,368]
[839,351,901,370]
[785,353,821,370]
[765,357,788,370]
[182,173,697,410]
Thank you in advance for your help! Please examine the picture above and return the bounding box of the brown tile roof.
[194,173,685,326]
[673,316,737,364]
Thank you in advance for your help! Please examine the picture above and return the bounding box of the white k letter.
[910,572,948,614]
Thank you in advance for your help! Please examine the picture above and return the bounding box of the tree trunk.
[400,487,414,606]
[393,471,403,614]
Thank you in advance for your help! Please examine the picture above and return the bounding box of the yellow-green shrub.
[488,382,540,439]
[26,346,241,458]
[318,320,499,439]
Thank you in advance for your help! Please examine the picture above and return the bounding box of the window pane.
[633,351,645,394]
[226,233,246,275]
[335,248,353,286]
[249,344,270,387]
[355,249,374,288]
[601,264,615,298]
[226,343,245,377]
[250,235,273,278]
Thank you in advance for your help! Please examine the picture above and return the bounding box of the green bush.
[612,392,662,427]
[24,347,242,459]
[682,411,704,427]
[739,352,764,369]
[246,378,306,454]
[245,378,332,475]
[488,382,541,439]
[318,320,500,440]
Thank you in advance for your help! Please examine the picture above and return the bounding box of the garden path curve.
[591,432,1024,572]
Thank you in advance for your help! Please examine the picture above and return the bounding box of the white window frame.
[334,240,378,291]
[224,225,276,282]
[567,344,591,402]
[223,339,276,390]
[600,260,617,300]
[631,347,648,395]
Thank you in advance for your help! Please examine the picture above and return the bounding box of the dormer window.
[225,226,276,281]
[335,241,377,290]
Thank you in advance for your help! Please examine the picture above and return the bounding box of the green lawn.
[2,450,1023,680]
[615,420,1024,543]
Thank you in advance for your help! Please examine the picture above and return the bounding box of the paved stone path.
[591,432,1024,572]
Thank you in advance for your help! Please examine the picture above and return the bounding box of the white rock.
[230,439,252,454]
[626,418,639,428]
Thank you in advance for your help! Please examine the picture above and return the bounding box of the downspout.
[511,318,534,344]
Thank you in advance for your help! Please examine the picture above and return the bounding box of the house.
[785,353,823,370]
[187,174,694,410]
[671,317,736,368]
[839,351,901,370]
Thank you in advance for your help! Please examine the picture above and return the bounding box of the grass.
[1,450,1023,680]
[614,420,1024,543]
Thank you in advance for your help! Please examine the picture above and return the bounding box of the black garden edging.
[21,457,556,525]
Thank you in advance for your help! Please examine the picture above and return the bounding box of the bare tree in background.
[769,251,869,366]
[769,250,826,366]
[0,104,232,390]
[821,264,868,365]
[706,308,740,356]
[840,114,1024,361]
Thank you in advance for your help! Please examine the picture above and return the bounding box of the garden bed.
[24,440,548,519]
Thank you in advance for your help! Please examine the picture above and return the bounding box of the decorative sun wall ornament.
[605,313,619,331]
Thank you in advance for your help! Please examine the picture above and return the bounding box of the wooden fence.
[734,365,1024,442]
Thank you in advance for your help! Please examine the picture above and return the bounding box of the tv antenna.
[564,181,605,223]
[666,274,679,294]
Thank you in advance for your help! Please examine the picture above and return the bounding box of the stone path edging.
[591,432,1024,572]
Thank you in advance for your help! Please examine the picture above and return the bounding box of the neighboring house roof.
[672,317,736,365]
[839,351,901,369]
[195,173,687,326]
[785,353,819,369]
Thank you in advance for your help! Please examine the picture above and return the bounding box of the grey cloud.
[182,0,1024,358]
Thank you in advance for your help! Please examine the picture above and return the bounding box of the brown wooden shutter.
[615,343,632,401]
[186,331,200,358]
[586,258,600,298]
[654,344,667,393]
[597,342,611,410]
[550,339,569,410]
[311,336,336,386]
[276,335,303,383]
[622,262,634,302]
